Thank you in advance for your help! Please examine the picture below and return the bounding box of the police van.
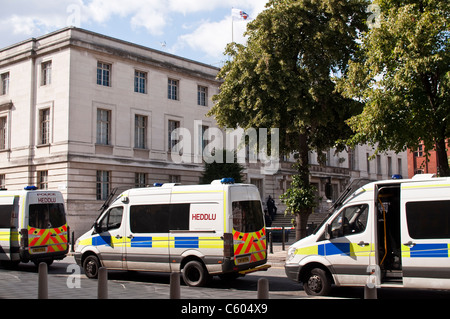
[0,187,69,267]
[75,179,269,286]
[285,175,450,296]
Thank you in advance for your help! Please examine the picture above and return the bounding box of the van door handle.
[358,241,370,247]
[115,235,123,240]
[127,235,134,240]
[403,241,416,248]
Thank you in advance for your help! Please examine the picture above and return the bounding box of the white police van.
[285,175,450,296]
[0,187,69,267]
[75,179,269,286]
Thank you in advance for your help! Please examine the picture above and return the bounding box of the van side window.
[130,204,190,233]
[406,200,450,239]
[330,204,369,239]
[0,205,13,228]
[98,207,123,232]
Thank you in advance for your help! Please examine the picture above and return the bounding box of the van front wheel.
[182,260,209,287]
[303,268,331,296]
[83,255,100,279]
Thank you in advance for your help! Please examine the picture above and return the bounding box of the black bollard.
[364,282,377,299]
[170,272,181,299]
[98,267,108,299]
[38,262,48,299]
[257,278,269,299]
[269,232,273,254]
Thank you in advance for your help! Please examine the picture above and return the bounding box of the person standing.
[267,195,277,221]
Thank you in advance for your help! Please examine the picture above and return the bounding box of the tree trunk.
[295,133,312,241]
[436,138,450,177]
[295,210,312,241]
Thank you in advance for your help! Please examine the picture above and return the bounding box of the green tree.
[210,0,368,240]
[338,0,450,176]
[200,149,245,184]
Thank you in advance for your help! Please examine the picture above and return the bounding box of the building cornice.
[0,27,221,84]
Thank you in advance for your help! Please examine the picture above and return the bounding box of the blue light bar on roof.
[221,178,235,184]
[24,186,38,191]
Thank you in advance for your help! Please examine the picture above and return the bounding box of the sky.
[0,0,269,67]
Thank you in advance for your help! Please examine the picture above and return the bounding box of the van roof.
[335,175,450,209]
[123,181,255,196]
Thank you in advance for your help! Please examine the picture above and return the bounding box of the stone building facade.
[0,27,408,236]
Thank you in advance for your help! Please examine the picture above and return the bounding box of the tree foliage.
[338,0,450,176]
[200,149,245,184]
[210,0,369,239]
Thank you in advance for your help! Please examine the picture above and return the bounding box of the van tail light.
[20,228,28,248]
[223,233,234,258]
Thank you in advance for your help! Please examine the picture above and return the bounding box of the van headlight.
[74,238,80,252]
[287,246,296,262]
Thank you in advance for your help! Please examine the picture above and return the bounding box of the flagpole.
[231,7,234,43]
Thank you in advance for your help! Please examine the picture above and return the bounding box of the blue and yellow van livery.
[75,179,269,287]
[285,175,450,296]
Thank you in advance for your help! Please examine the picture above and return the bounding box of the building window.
[387,156,392,177]
[1,72,9,95]
[96,171,111,200]
[97,109,111,145]
[0,175,5,189]
[135,115,147,149]
[168,79,179,100]
[198,85,208,106]
[414,145,424,157]
[168,120,180,152]
[0,117,7,150]
[169,175,181,183]
[135,173,147,188]
[366,153,371,174]
[39,108,51,145]
[376,155,382,175]
[38,171,48,190]
[134,71,147,94]
[199,125,209,154]
[41,61,52,86]
[97,62,111,87]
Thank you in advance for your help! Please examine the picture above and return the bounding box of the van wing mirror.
[94,222,103,234]
[325,224,331,240]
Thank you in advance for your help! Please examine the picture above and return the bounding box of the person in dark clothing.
[267,195,277,221]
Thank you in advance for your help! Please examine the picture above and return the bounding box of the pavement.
[0,240,296,300]
[266,241,291,268]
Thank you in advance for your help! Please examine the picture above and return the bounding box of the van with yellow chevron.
[0,187,69,267]
[285,174,450,296]
[75,179,269,286]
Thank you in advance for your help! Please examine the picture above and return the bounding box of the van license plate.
[236,256,250,265]
[32,247,46,253]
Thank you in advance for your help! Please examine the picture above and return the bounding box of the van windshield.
[232,200,264,233]
[29,204,66,229]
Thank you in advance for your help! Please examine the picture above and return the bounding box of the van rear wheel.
[182,260,209,287]
[303,268,332,296]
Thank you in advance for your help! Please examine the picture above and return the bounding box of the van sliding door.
[401,183,450,289]
[126,204,171,272]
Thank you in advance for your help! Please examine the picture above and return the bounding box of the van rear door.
[230,186,267,267]
[0,196,15,261]
[401,182,450,289]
